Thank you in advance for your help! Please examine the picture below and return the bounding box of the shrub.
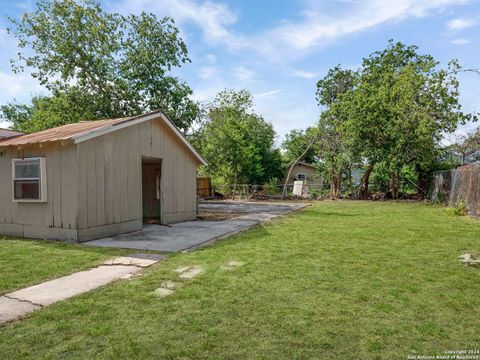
[264,178,280,196]
[446,201,468,216]
[309,187,320,198]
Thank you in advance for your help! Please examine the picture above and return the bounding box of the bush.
[446,201,468,216]
[263,178,280,196]
[309,187,320,198]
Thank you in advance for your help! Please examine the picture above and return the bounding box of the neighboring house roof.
[465,150,480,163]
[0,128,24,139]
[0,110,206,165]
[446,149,480,165]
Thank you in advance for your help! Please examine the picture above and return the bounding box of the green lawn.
[1,201,479,359]
[0,238,132,295]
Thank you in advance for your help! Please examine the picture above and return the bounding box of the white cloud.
[114,0,245,48]
[0,72,45,100]
[0,120,11,129]
[259,0,471,56]
[198,66,216,79]
[205,54,217,64]
[255,89,283,99]
[292,70,318,79]
[232,66,254,82]
[450,38,470,45]
[115,0,471,61]
[447,17,478,30]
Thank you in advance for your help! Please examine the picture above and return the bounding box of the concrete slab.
[0,296,41,325]
[83,201,309,252]
[199,201,308,215]
[104,253,166,267]
[84,219,258,252]
[8,265,140,307]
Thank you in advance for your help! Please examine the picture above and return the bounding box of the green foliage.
[370,163,390,192]
[315,66,359,198]
[308,187,321,198]
[343,41,473,168]
[199,89,282,187]
[1,90,98,132]
[446,201,468,216]
[317,40,476,198]
[281,128,319,164]
[3,0,197,132]
[263,178,280,196]
[0,239,130,294]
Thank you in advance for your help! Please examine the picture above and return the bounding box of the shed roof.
[0,128,24,139]
[0,118,129,146]
[0,110,206,165]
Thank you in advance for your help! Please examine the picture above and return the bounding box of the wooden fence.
[197,176,212,197]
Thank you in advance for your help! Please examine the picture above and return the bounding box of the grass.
[0,238,132,295]
[1,201,480,359]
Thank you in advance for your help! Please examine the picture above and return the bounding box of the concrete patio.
[83,201,308,252]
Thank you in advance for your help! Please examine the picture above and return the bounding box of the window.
[296,173,306,181]
[12,158,47,202]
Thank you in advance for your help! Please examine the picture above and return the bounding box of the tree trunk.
[330,174,342,199]
[389,170,400,199]
[347,167,353,199]
[416,165,429,199]
[232,168,238,200]
[358,164,374,199]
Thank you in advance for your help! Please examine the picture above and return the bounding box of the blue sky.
[0,0,479,143]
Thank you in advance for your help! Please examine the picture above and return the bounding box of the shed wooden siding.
[76,118,198,231]
[284,163,322,185]
[0,142,78,239]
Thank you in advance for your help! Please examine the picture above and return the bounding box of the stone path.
[154,265,204,298]
[154,261,244,298]
[0,253,164,326]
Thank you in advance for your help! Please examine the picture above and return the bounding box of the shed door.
[142,161,161,224]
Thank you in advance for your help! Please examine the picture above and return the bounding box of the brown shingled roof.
[0,117,133,147]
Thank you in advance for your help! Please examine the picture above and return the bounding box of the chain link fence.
[208,183,329,200]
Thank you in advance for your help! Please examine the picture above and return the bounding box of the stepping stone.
[459,253,480,267]
[154,287,174,298]
[221,260,245,270]
[104,253,165,268]
[160,280,179,290]
[0,296,41,325]
[176,266,203,280]
[226,260,245,267]
[174,266,191,274]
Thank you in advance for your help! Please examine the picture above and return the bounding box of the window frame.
[12,157,47,203]
[296,173,307,181]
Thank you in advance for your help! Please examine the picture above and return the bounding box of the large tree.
[199,89,282,195]
[2,0,198,132]
[316,66,358,198]
[337,41,474,198]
